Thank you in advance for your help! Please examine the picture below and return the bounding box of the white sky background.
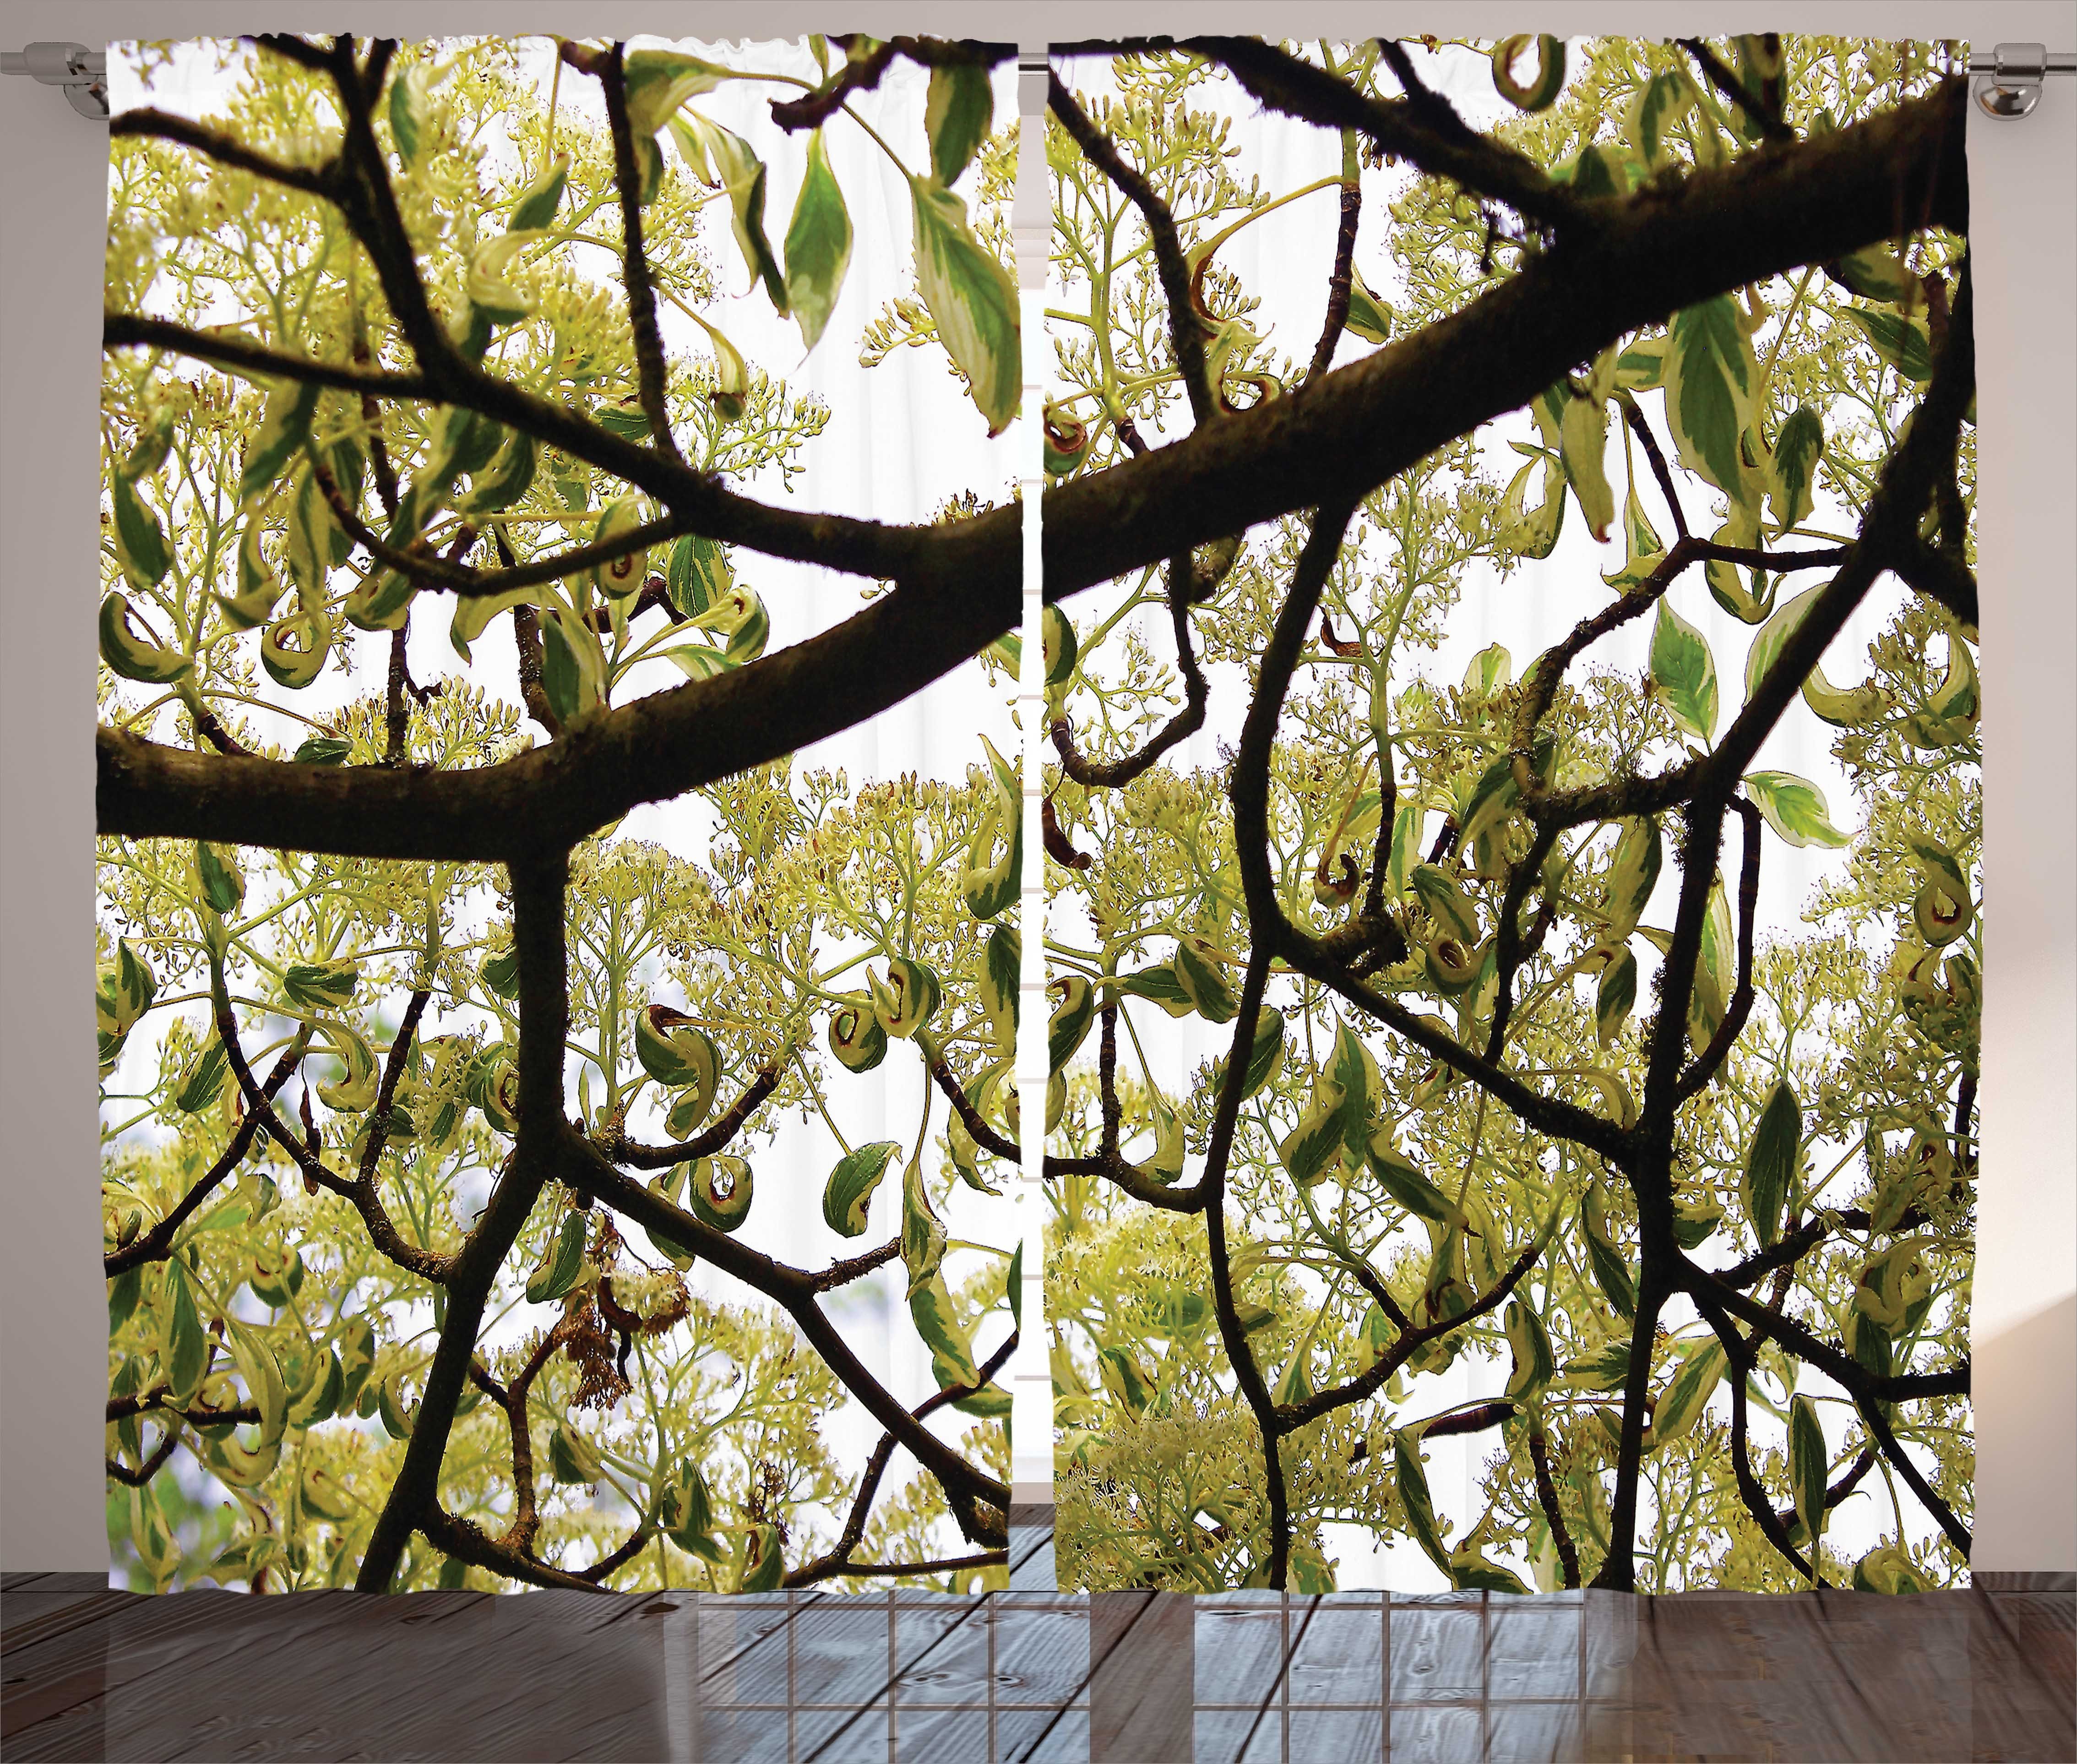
[1048,41,1946,1591]
[104,36,1024,1585]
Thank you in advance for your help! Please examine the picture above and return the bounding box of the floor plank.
[5,1527,2072,1762]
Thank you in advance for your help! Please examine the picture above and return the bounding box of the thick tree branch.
[99,536,1016,860]
[1040,79,1966,606]
[356,848,568,1591]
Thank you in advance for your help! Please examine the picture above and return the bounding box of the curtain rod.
[7,40,2073,124]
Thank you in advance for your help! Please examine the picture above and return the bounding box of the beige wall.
[5,0,2070,1574]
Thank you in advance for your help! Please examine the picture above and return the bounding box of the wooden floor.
[4,1513,2070,1761]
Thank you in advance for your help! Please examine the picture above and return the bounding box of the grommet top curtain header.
[96,32,1025,1596]
[1040,36,1977,1596]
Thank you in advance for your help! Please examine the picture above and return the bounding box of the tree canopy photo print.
[1038,34,1976,1596]
[95,31,1027,1596]
[90,27,1982,1612]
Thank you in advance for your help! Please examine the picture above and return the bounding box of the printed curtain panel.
[1042,38,1976,1594]
[97,34,1024,1595]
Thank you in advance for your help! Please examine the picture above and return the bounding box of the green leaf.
[1838,305,1932,382]
[869,954,942,1040]
[900,1154,947,1294]
[1767,406,1825,534]
[1602,476,1666,590]
[1743,579,1822,700]
[387,64,434,166]
[1365,1128,1462,1228]
[539,606,606,723]
[1627,68,1695,166]
[1279,1080,1348,1188]
[827,997,888,1072]
[925,62,994,186]
[670,112,787,310]
[1113,963,1194,1017]
[1743,771,1849,848]
[163,1261,209,1405]
[1173,936,1236,1024]
[980,923,1020,1041]
[1500,451,1567,560]
[666,533,731,620]
[907,175,1021,435]
[173,1039,231,1115]
[909,1271,977,1387]
[1212,1006,1286,1101]
[1048,975,1096,1073]
[636,1005,720,1093]
[1098,1343,1154,1414]
[1827,243,1915,303]
[98,593,188,684]
[1559,392,1615,540]
[1664,296,1759,501]
[1490,34,1566,110]
[526,1209,588,1304]
[1043,604,1079,686]
[688,1155,753,1232]
[1789,1393,1827,1573]
[261,606,331,689]
[1650,1338,1728,1447]
[1742,1080,1801,1249]
[782,128,852,352]
[547,1420,603,1485]
[687,308,750,420]
[108,1266,143,1333]
[1595,945,1637,1046]
[109,472,172,590]
[224,1318,288,1445]
[1410,863,1480,945]
[238,380,322,502]
[281,959,359,1012]
[1394,1429,1452,1572]
[508,153,570,232]
[737,1523,785,1591]
[1344,271,1393,344]
[960,787,1020,923]
[1581,1183,1635,1319]
[1650,599,1719,742]
[823,1140,899,1237]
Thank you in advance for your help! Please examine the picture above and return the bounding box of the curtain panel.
[1040,36,1977,1596]
[96,33,1024,1596]
[92,28,1982,1612]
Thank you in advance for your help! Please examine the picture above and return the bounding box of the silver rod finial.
[1968,42,2077,119]
[1,42,109,120]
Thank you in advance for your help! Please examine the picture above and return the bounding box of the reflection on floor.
[3,1509,2070,1761]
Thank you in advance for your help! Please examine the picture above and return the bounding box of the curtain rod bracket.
[1,42,108,119]
[1969,42,2077,118]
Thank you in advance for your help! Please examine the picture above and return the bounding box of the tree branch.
[109,108,334,197]
[1049,75,1215,426]
[598,44,684,464]
[1040,79,1967,608]
[356,848,568,1591]
[604,1067,781,1169]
